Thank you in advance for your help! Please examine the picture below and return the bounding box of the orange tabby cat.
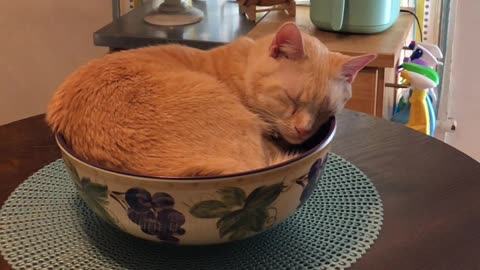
[46,23,375,177]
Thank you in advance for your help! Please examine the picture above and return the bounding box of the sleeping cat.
[46,23,375,177]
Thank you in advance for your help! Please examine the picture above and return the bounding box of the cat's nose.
[295,126,312,138]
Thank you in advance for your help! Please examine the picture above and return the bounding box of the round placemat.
[0,154,383,270]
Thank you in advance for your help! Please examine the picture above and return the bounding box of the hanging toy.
[399,63,439,135]
[405,45,443,67]
[426,94,436,136]
[408,41,444,59]
[392,41,443,136]
[409,42,443,134]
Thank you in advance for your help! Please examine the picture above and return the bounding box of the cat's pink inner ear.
[342,54,377,83]
[270,23,305,60]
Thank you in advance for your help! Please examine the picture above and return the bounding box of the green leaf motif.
[217,209,268,239]
[228,229,250,241]
[82,195,118,225]
[247,209,268,232]
[81,178,109,203]
[217,210,244,238]
[190,200,231,218]
[217,187,246,208]
[77,178,117,226]
[191,182,284,241]
[63,160,118,226]
[244,183,284,210]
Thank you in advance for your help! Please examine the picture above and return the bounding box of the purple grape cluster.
[297,154,328,208]
[125,188,185,243]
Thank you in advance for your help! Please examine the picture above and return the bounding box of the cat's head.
[245,23,376,144]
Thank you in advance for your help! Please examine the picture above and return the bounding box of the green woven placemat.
[0,154,383,270]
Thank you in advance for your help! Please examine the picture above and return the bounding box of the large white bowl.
[56,117,336,245]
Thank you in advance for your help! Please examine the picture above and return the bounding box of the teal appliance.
[310,0,400,34]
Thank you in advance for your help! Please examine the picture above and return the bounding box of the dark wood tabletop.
[1,110,480,270]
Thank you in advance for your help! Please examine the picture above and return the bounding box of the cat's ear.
[270,23,305,60]
[342,54,377,83]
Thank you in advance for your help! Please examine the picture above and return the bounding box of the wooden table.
[1,111,480,270]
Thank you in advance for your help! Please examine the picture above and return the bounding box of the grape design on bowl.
[296,153,329,208]
[115,188,186,243]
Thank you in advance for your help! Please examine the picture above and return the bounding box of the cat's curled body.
[47,23,375,177]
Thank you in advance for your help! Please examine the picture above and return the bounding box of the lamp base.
[144,0,204,26]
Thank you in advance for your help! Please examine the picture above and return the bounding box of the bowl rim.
[55,117,336,182]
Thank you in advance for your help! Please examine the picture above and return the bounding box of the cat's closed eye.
[283,89,298,115]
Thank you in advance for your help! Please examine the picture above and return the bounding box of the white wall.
[445,1,480,161]
[0,1,110,125]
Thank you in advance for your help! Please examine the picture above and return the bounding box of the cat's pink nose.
[295,126,312,137]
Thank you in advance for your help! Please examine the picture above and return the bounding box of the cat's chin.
[269,117,333,154]
[268,133,310,153]
[270,131,305,145]
[283,136,307,145]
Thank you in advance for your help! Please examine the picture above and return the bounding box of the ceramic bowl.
[56,117,336,245]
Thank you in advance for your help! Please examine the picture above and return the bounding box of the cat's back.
[46,43,267,177]
[74,44,205,78]
[47,44,208,133]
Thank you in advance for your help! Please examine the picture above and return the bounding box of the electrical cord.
[401,9,423,41]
